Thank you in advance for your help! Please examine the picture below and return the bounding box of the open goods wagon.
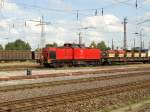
[0,51,32,61]
[0,51,42,61]
[32,51,42,60]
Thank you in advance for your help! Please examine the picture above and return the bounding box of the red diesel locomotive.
[41,43,102,67]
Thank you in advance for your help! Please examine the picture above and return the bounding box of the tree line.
[0,39,110,51]
[45,41,110,51]
[89,41,110,51]
[0,39,31,51]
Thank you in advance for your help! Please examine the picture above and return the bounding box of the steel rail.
[0,79,150,112]
[0,70,150,92]
[1,67,150,81]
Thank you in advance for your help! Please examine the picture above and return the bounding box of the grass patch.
[94,97,150,112]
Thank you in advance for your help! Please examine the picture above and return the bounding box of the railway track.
[0,64,40,71]
[0,79,150,112]
[0,62,143,71]
[1,67,150,81]
[0,70,150,92]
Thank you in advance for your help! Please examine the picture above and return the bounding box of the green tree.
[46,42,58,48]
[53,42,58,47]
[5,39,31,50]
[132,47,140,51]
[89,41,97,48]
[0,44,3,50]
[5,43,15,50]
[35,48,42,51]
[97,41,108,51]
[107,47,111,50]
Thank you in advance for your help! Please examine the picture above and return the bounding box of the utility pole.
[77,10,79,21]
[134,29,144,51]
[142,40,144,49]
[112,38,114,50]
[40,16,45,49]
[78,27,96,46]
[133,38,135,50]
[102,8,104,16]
[135,0,138,9]
[123,17,127,50]
[95,9,98,16]
[78,32,82,45]
[28,16,51,48]
[139,29,143,51]
[0,0,4,9]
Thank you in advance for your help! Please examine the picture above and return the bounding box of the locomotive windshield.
[49,51,56,59]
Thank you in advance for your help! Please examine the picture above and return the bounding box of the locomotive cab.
[42,48,57,65]
[49,50,56,60]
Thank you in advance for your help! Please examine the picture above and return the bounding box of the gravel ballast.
[0,74,150,103]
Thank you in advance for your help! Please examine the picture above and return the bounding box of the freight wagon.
[32,51,42,61]
[106,49,150,63]
[0,51,41,61]
[0,51,32,61]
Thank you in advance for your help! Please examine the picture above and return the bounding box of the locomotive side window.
[49,51,56,59]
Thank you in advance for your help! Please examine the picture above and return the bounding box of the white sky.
[0,0,150,50]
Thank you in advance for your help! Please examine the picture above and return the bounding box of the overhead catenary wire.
[8,0,134,18]
[3,0,149,23]
[1,0,135,25]
[0,0,149,49]
[0,0,142,28]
